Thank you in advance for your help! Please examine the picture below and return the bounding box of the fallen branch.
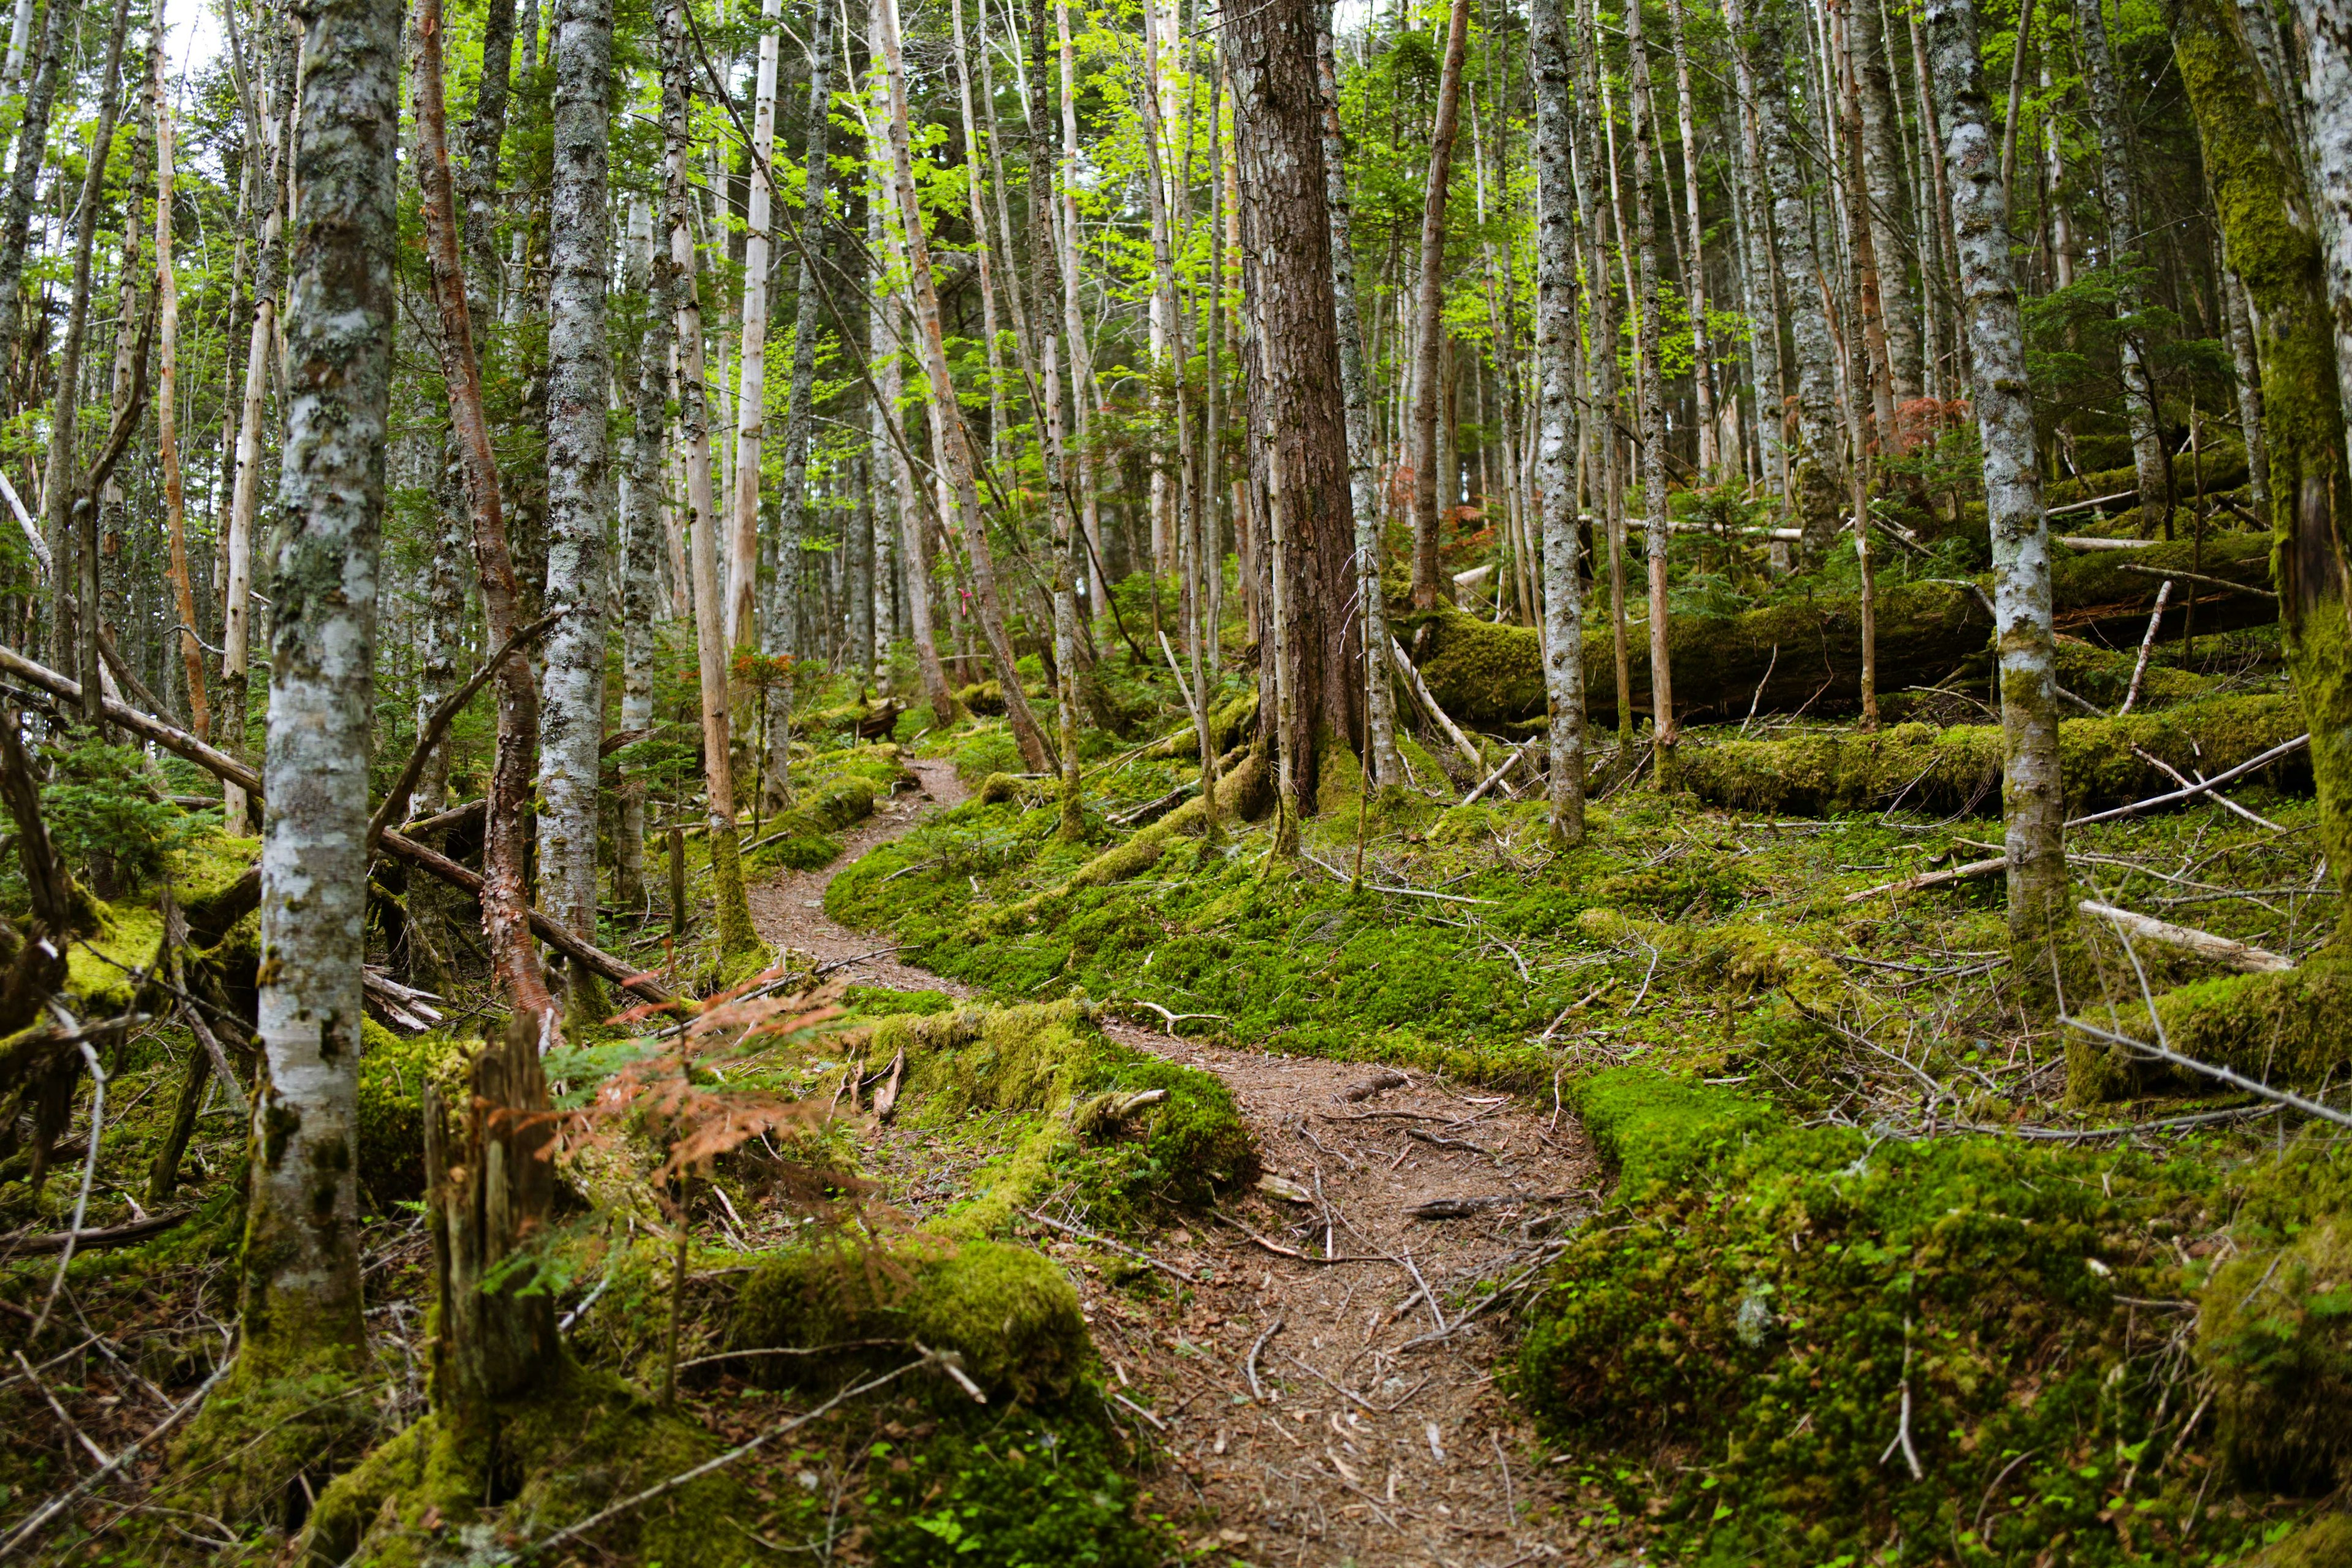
[2067,734,2309,828]
[2115,561,2275,601]
[1460,737,1538,808]
[1211,1208,1387,1264]
[1389,636,1487,777]
[0,1355,232,1561]
[1844,853,2008,904]
[1404,1193,1594,1221]
[2119,581,2173,715]
[1022,1207,1196,1283]
[2078,900,2294,973]
[1,1209,194,1257]
[368,608,565,849]
[379,830,671,1002]
[2127,745,2284,833]
[1245,1313,1283,1402]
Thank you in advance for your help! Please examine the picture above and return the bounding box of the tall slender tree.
[1407,0,1472,611]
[1531,0,1585,843]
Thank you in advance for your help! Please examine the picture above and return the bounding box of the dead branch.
[2078,900,2294,973]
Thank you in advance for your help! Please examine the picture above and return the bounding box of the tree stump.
[425,1012,559,1414]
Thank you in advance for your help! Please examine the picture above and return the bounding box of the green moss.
[729,1234,1091,1406]
[354,1024,469,1205]
[169,1359,377,1531]
[841,984,958,1018]
[65,899,163,1011]
[2068,957,2352,1102]
[861,1413,1173,1568]
[2245,1513,2352,1567]
[1681,693,2308,819]
[296,1362,766,1567]
[1516,1072,2249,1566]
[2196,1216,2352,1496]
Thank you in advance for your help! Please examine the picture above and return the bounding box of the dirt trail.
[749,757,1605,1567]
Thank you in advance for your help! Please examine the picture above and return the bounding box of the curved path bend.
[750,756,1606,1568]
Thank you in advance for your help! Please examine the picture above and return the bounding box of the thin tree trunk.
[1571,0,1633,742]
[2078,0,2170,537]
[461,0,517,293]
[876,0,1055,772]
[1317,14,1403,790]
[0,0,68,410]
[2222,268,2269,519]
[420,0,559,1016]
[156,50,206,744]
[1408,0,1471,610]
[243,0,400,1375]
[1532,0,1585,844]
[664,0,760,957]
[1049,0,1106,600]
[1855,0,1921,401]
[1664,0,1719,481]
[1924,0,2067,962]
[43,0,133,726]
[535,0,614,1012]
[728,0,783,655]
[1626,0,1677,782]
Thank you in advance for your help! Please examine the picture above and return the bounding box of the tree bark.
[2223,268,2271,520]
[728,0,784,657]
[1664,0,1720,481]
[0,0,67,410]
[2078,0,2171,538]
[42,0,133,724]
[241,0,400,1372]
[664,0,760,957]
[535,0,614,1009]
[772,0,835,799]
[867,135,951,722]
[1532,0,1586,845]
[1407,0,1471,611]
[1316,15,1403,790]
[1742,0,1847,559]
[1855,0,1922,402]
[876,0,1055,772]
[2176,0,2352,940]
[156,50,206,744]
[418,0,558,1016]
[1230,0,1358,807]
[1627,0,1678,781]
[619,214,676,912]
[1924,0,2068,960]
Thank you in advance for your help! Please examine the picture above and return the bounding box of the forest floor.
[749,756,1618,1567]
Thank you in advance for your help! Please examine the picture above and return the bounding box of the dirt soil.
[748,756,1611,1567]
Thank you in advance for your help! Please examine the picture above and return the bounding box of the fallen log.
[1406,532,2275,729]
[1,1209,191,1255]
[0,646,671,1003]
[2078,900,2294,973]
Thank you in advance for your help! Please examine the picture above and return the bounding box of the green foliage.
[1516,1071,2265,1566]
[33,741,199,898]
[862,1414,1174,1568]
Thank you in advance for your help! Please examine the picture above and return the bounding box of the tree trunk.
[774,0,835,689]
[1741,0,1847,559]
[242,0,399,1374]
[1230,0,1358,809]
[2176,0,2352,940]
[728,0,783,658]
[535,0,614,1012]
[0,0,67,410]
[1572,0,1633,741]
[868,156,951,722]
[1923,0,2067,962]
[664,0,760,957]
[460,0,516,295]
[2078,0,2171,538]
[420,0,558,1016]
[876,0,1055,772]
[1855,0,1922,402]
[1408,0,1471,611]
[43,0,132,726]
[1728,0,1790,510]
[1316,14,1403,790]
[1664,0,1720,481]
[2286,0,2352,477]
[156,50,206,744]
[1627,0,1678,782]
[1532,0,1586,845]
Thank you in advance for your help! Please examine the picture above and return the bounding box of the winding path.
[749,756,1607,1567]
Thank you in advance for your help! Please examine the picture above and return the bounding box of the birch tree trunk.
[2223,268,2271,519]
[1728,0,1790,511]
[876,0,1055,772]
[614,201,666,911]
[1407,0,1471,611]
[1743,0,1847,559]
[1317,14,1403,790]
[2285,0,2352,487]
[728,0,784,655]
[241,0,399,1376]
[156,49,208,742]
[535,0,614,1006]
[1664,0,1719,481]
[1532,0,1585,845]
[1571,0,1633,740]
[2078,0,2171,537]
[868,138,951,721]
[1626,0,1678,782]
[665,0,760,957]
[1050,0,1106,601]
[460,0,517,293]
[1924,0,2067,961]
[1855,0,1921,401]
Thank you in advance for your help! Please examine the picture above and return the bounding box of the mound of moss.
[868,999,1255,1226]
[1681,693,2307,818]
[1516,1068,2260,1566]
[296,1362,766,1568]
[353,1023,468,1205]
[729,1234,1091,1406]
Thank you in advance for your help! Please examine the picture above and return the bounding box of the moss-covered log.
[1678,694,2307,817]
[1406,532,2275,729]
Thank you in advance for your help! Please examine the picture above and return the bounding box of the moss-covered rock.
[729,1233,1091,1405]
[296,1362,766,1567]
[1681,693,2308,818]
[2244,1512,2352,1568]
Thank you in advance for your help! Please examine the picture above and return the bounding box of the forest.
[0,0,2345,1552]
